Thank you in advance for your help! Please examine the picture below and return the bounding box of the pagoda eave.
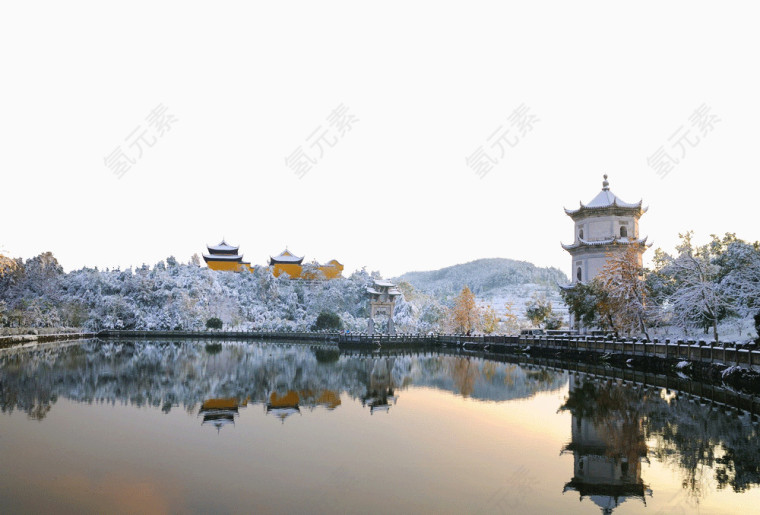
[564,204,646,221]
[203,254,244,263]
[562,237,650,252]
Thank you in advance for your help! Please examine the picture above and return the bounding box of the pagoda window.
[576,267,582,282]
[578,228,584,240]
[620,226,628,238]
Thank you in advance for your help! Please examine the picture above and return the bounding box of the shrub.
[206,317,223,330]
[312,311,342,331]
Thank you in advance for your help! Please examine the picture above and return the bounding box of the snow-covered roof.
[367,286,401,296]
[207,240,239,253]
[373,279,396,287]
[561,236,651,251]
[203,253,243,262]
[564,175,646,216]
[269,249,304,264]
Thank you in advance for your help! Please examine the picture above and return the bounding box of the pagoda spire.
[602,174,609,191]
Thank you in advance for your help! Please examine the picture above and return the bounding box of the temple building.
[269,248,344,280]
[203,240,254,272]
[202,241,343,279]
[562,175,650,285]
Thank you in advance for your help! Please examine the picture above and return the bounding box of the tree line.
[560,232,760,342]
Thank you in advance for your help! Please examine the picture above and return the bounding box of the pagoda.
[562,175,650,285]
[203,240,253,272]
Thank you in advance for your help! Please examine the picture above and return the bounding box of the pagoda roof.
[565,175,647,217]
[561,236,651,251]
[269,249,304,264]
[563,479,648,504]
[373,279,396,287]
[203,253,243,262]
[207,240,239,253]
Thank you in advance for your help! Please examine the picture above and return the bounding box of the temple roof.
[565,175,647,217]
[367,279,402,296]
[561,236,651,251]
[207,240,239,253]
[269,249,304,265]
[203,253,243,262]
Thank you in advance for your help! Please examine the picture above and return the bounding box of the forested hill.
[395,258,569,298]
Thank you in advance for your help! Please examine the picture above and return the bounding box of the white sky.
[1,2,758,279]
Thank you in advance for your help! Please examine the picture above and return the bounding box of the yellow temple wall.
[207,261,255,272]
[271,262,344,279]
[272,263,303,278]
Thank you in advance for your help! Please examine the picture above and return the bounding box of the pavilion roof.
[270,249,304,264]
[207,240,239,253]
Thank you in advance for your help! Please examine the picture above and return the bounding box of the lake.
[2,340,760,514]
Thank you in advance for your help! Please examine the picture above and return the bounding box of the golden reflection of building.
[199,398,248,432]
[561,375,651,514]
[266,389,342,422]
[361,357,397,414]
[267,391,301,423]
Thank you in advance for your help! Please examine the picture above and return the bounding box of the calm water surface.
[2,340,760,514]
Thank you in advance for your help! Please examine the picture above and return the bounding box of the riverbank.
[0,331,97,349]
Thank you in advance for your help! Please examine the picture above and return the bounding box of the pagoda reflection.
[199,397,248,432]
[560,375,651,514]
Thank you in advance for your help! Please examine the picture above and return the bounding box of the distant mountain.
[394,258,569,314]
[396,258,568,296]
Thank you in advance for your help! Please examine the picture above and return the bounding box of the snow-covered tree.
[481,305,499,334]
[596,246,650,338]
[717,239,760,320]
[650,232,735,341]
[524,293,552,328]
[452,286,479,334]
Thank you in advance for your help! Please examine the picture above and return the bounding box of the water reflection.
[0,340,566,425]
[560,375,651,513]
[198,398,247,431]
[3,340,760,513]
[560,373,760,512]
